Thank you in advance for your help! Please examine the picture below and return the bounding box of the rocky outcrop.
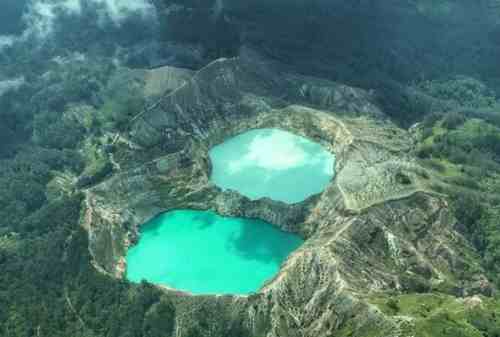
[81,50,490,337]
[143,65,194,99]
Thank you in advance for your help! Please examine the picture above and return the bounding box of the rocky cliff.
[80,48,493,337]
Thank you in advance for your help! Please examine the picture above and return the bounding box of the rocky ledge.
[80,49,492,337]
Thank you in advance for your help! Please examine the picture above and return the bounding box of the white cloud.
[91,0,155,25]
[212,0,224,20]
[322,155,335,175]
[211,129,336,203]
[0,77,25,96]
[11,0,155,43]
[22,2,57,39]
[52,51,86,64]
[60,0,82,14]
[22,0,83,39]
[227,130,309,173]
[224,129,336,179]
[0,35,16,50]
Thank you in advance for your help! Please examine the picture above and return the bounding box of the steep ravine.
[80,51,493,337]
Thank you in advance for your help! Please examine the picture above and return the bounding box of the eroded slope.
[81,50,492,337]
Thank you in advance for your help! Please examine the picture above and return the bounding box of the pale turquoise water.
[126,210,303,295]
[209,128,336,203]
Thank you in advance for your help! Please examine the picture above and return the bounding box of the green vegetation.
[418,77,498,109]
[0,68,174,337]
[0,169,178,329]
[33,110,86,149]
[0,222,176,337]
[413,79,500,289]
[371,293,500,337]
[0,38,166,336]
[97,69,146,130]
[418,118,500,172]
[372,77,500,335]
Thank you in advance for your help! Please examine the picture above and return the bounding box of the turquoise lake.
[126,210,303,295]
[209,128,336,203]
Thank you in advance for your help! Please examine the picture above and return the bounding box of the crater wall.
[80,51,492,337]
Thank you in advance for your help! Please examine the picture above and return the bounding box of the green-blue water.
[209,128,336,203]
[126,210,303,295]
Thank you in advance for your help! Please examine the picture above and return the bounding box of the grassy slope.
[370,293,500,337]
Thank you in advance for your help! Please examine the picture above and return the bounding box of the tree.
[33,111,85,149]
[442,111,466,129]
[143,299,176,337]
[452,193,486,250]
